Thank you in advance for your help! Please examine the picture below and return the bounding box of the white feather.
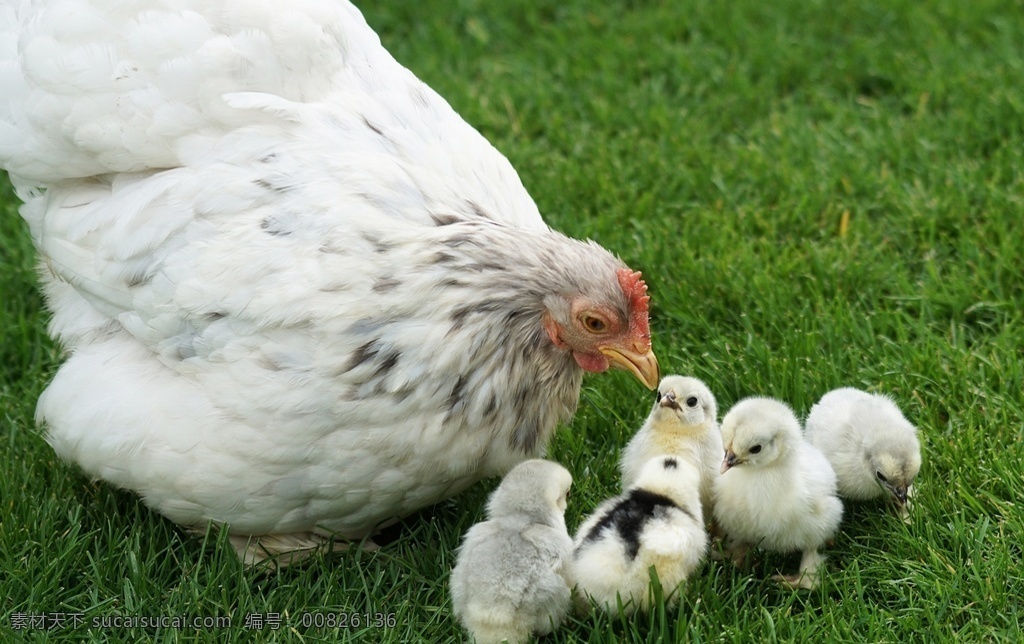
[804,387,921,514]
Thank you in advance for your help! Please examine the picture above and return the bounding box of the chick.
[713,397,843,590]
[450,459,573,644]
[805,387,921,520]
[571,456,708,615]
[621,375,722,523]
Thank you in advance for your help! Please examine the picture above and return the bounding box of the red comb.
[617,268,650,314]
[617,268,651,341]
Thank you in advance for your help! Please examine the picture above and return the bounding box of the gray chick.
[449,459,573,644]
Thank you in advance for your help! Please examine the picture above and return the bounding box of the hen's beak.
[601,345,659,390]
[721,450,740,474]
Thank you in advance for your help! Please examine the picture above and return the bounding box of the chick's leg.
[723,538,752,568]
[772,549,826,590]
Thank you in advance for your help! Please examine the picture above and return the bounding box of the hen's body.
[38,223,590,539]
[1,0,656,561]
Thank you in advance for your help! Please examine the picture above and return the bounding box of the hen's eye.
[583,316,607,333]
[749,445,762,454]
[876,471,887,482]
[686,396,699,408]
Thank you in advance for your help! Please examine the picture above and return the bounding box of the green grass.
[3,0,1023,641]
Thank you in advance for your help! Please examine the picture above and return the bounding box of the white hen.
[714,397,843,590]
[620,375,721,522]
[450,460,573,644]
[0,0,660,565]
[571,456,707,615]
[805,387,921,519]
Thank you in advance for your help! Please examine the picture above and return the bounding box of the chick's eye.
[582,315,607,333]
[876,471,887,482]
[656,390,664,402]
[749,445,762,454]
[686,396,699,408]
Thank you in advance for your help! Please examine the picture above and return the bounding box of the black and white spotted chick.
[570,456,708,616]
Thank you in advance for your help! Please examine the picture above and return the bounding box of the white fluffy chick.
[450,459,573,644]
[713,397,843,590]
[571,456,708,615]
[805,388,921,520]
[620,375,722,522]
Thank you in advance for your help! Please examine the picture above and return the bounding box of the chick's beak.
[721,450,739,474]
[600,344,659,390]
[891,485,909,506]
[659,391,679,410]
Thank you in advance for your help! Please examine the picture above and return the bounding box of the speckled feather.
[0,0,652,561]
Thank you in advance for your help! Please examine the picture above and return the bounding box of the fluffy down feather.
[620,375,722,522]
[571,456,707,615]
[804,387,921,519]
[714,397,843,590]
[0,0,659,565]
[449,460,573,644]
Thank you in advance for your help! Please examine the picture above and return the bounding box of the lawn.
[2,0,1022,641]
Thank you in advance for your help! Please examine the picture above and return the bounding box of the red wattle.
[573,352,610,373]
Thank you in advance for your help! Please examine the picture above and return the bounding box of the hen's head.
[541,267,659,389]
